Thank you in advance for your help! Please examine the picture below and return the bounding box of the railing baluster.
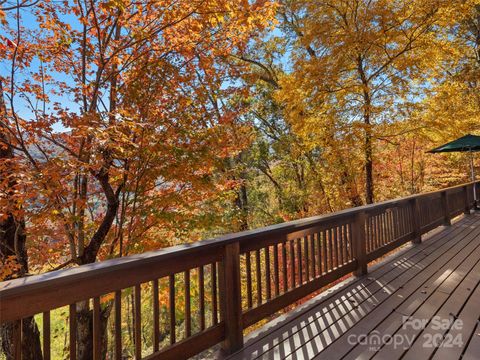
[265,247,271,300]
[396,208,401,236]
[310,234,316,277]
[403,205,408,235]
[245,251,253,308]
[386,211,391,242]
[328,228,333,271]
[199,266,205,331]
[169,274,176,344]
[297,238,303,284]
[273,243,280,297]
[329,229,334,268]
[393,209,399,239]
[381,213,386,245]
[397,207,402,236]
[384,211,389,242]
[316,232,322,273]
[384,212,389,243]
[43,311,50,360]
[334,227,340,268]
[115,291,122,360]
[398,206,404,236]
[408,203,413,233]
[255,249,262,305]
[347,223,353,261]
[321,230,327,273]
[335,227,340,266]
[211,262,218,325]
[349,224,353,260]
[324,231,328,268]
[289,240,295,288]
[386,212,391,243]
[304,236,309,280]
[368,216,373,252]
[134,285,142,359]
[69,304,76,360]
[185,270,191,338]
[324,230,328,271]
[93,297,101,360]
[152,280,159,352]
[389,210,394,241]
[282,241,288,292]
[369,216,374,251]
[371,215,376,250]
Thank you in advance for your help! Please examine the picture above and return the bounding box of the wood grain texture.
[221,242,243,353]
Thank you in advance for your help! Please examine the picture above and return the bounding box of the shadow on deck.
[228,213,480,360]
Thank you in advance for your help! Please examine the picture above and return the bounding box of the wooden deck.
[3,182,478,360]
[228,212,480,360]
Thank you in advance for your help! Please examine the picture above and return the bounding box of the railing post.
[410,197,421,244]
[441,190,451,226]
[464,185,471,214]
[475,182,479,209]
[353,211,367,276]
[220,242,243,354]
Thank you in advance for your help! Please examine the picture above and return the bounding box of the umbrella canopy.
[428,134,480,208]
[428,134,480,153]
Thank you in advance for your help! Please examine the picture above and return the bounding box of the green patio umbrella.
[428,134,480,206]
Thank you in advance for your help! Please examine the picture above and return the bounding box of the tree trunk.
[357,56,375,204]
[364,124,374,204]
[1,318,43,360]
[75,191,119,360]
[74,13,123,358]
[75,301,111,360]
[235,180,249,231]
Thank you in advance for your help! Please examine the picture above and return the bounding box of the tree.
[231,29,343,224]
[422,2,480,139]
[0,0,275,358]
[274,0,447,204]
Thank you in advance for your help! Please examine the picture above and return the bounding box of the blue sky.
[1,3,85,132]
[1,2,289,134]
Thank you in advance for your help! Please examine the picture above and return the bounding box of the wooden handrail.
[1,181,479,359]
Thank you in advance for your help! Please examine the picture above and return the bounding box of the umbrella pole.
[470,149,477,208]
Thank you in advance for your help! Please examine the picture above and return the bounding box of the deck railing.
[1,182,479,359]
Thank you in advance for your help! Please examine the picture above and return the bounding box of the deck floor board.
[227,213,480,360]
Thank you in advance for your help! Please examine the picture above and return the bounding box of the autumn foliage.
[1,0,480,358]
[1,0,276,272]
